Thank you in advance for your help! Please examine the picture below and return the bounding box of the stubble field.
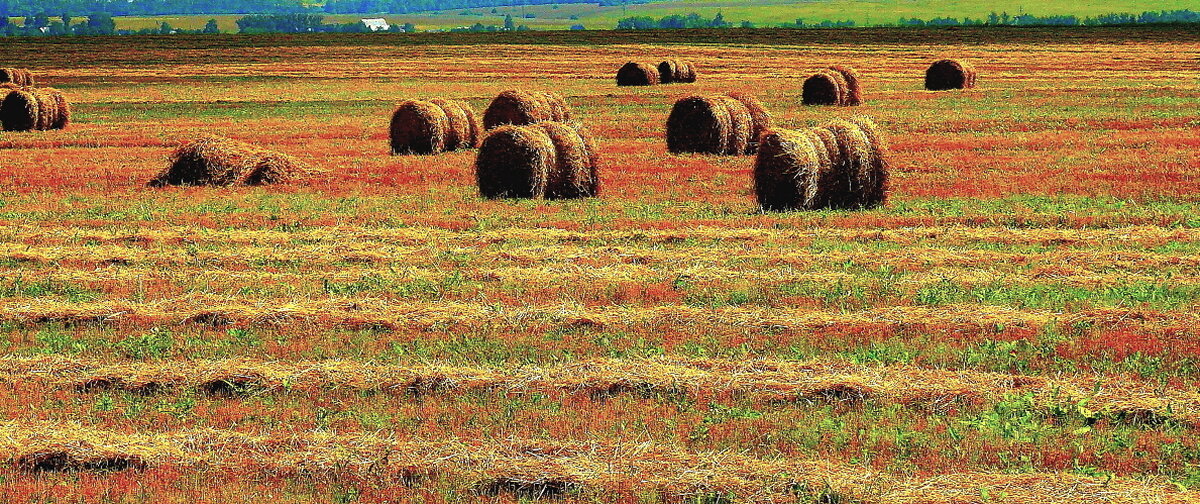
[0,28,1199,503]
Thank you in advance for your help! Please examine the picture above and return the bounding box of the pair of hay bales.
[148,135,313,187]
[0,87,70,132]
[0,68,35,87]
[754,116,889,211]
[666,93,773,156]
[925,59,978,91]
[476,121,599,200]
[389,99,481,155]
[802,65,862,106]
[615,59,698,86]
[482,90,573,130]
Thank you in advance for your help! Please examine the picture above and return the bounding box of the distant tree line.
[0,0,651,17]
[893,9,1200,27]
[322,0,649,14]
[0,12,225,35]
[235,13,414,33]
[616,12,731,29]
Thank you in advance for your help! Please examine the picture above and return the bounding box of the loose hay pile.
[925,59,978,91]
[475,121,599,199]
[482,90,573,130]
[658,59,697,84]
[0,88,69,132]
[148,135,313,187]
[802,70,849,106]
[0,68,34,86]
[754,115,890,211]
[615,62,660,86]
[666,93,772,155]
[389,99,480,155]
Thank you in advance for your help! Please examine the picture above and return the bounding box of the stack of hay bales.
[665,93,772,156]
[483,90,573,130]
[475,121,599,200]
[0,69,35,87]
[802,66,862,106]
[615,62,660,86]
[148,135,314,187]
[389,99,481,155]
[753,115,890,211]
[925,59,977,91]
[658,59,697,84]
[1,87,69,132]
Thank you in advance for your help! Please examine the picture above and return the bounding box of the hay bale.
[925,59,976,91]
[46,89,70,130]
[657,59,680,84]
[827,65,863,106]
[821,120,874,209]
[389,100,450,155]
[616,62,659,86]
[754,129,826,211]
[0,69,15,85]
[844,115,890,207]
[714,96,752,155]
[536,121,598,199]
[19,69,34,87]
[475,125,556,199]
[430,98,480,150]
[0,89,39,132]
[483,90,571,130]
[726,92,772,153]
[803,128,839,210]
[666,95,731,155]
[33,91,57,131]
[802,71,848,106]
[677,61,697,83]
[148,135,310,187]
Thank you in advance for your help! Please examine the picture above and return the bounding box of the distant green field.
[19,0,1198,32]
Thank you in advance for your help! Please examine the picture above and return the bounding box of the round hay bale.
[658,59,680,84]
[844,115,890,207]
[33,91,57,131]
[575,126,601,196]
[483,90,558,130]
[804,128,839,210]
[925,59,974,91]
[754,129,826,211]
[533,91,572,123]
[475,125,556,199]
[802,71,848,106]
[822,120,875,209]
[389,100,450,155]
[616,62,659,86]
[0,89,39,132]
[726,92,772,153]
[19,70,34,87]
[46,89,70,130]
[666,95,731,155]
[149,135,310,187]
[713,96,752,156]
[536,121,598,199]
[678,61,697,83]
[826,65,863,106]
[429,98,479,151]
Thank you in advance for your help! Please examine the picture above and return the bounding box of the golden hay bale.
[429,98,480,151]
[536,121,598,199]
[714,96,752,156]
[844,115,890,207]
[666,95,732,155]
[616,62,659,86]
[483,90,572,130]
[826,65,863,106]
[657,59,680,84]
[575,126,601,196]
[754,128,826,211]
[148,135,311,187]
[925,59,976,91]
[389,100,450,155]
[802,128,839,210]
[725,92,772,152]
[0,89,39,132]
[47,89,70,130]
[475,125,556,199]
[802,71,848,106]
[33,91,57,131]
[822,120,874,209]
[534,91,572,123]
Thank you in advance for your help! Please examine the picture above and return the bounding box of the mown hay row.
[147,135,314,187]
[615,62,659,86]
[389,99,481,155]
[0,68,34,87]
[925,59,978,91]
[754,115,890,210]
[0,87,68,132]
[475,121,599,200]
[482,90,572,130]
[658,58,697,84]
[666,93,771,156]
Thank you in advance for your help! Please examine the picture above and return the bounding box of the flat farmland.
[1,28,1199,503]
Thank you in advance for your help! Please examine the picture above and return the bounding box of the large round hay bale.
[677,61,697,83]
[826,65,862,106]
[46,89,71,130]
[802,71,847,106]
[534,91,572,123]
[0,89,39,132]
[575,126,601,196]
[475,125,556,199]
[726,92,772,153]
[536,121,598,199]
[714,96,752,156]
[658,59,680,84]
[803,128,839,210]
[822,120,874,209]
[33,91,57,131]
[149,135,310,187]
[616,62,659,86]
[925,59,975,91]
[754,129,827,211]
[430,98,480,150]
[390,100,450,155]
[483,90,572,130]
[666,95,731,155]
[844,115,890,207]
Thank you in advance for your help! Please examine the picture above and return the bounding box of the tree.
[159,21,172,34]
[401,22,416,32]
[29,12,50,28]
[503,14,514,30]
[61,12,71,27]
[87,12,116,35]
[203,19,219,33]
